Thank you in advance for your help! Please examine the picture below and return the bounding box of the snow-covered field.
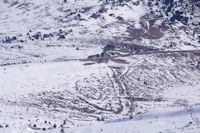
[1,106,200,133]
[0,53,200,132]
[0,0,200,132]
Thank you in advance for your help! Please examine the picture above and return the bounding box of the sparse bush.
[97,117,100,121]
[53,124,57,128]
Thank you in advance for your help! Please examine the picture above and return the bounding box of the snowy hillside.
[0,0,200,132]
[0,0,199,65]
[1,106,200,133]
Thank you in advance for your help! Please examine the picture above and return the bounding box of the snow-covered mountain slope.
[0,0,200,132]
[0,0,199,65]
[0,52,200,132]
[1,105,200,133]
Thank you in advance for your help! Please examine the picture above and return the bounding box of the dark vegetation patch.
[10,45,23,49]
[90,13,100,19]
[81,6,93,13]
[116,16,124,21]
[2,36,17,43]
[115,42,158,53]
[90,5,107,19]
[0,61,30,67]
[126,97,163,102]
[9,1,19,7]
[0,124,9,128]
[87,42,158,63]
[17,2,30,8]
[27,29,72,41]
[170,11,189,25]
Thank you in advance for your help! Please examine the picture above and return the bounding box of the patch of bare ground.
[125,15,165,41]
[144,27,163,39]
[127,26,163,40]
[81,6,94,12]
[193,52,200,56]
[83,62,96,65]
[110,58,129,64]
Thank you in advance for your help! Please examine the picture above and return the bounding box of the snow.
[0,61,109,100]
[163,83,200,105]
[0,0,148,40]
[1,105,200,133]
[0,0,200,132]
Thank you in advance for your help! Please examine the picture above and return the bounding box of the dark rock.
[103,44,115,52]
[109,13,114,17]
[59,35,65,39]
[32,32,41,40]
[75,14,81,19]
[53,124,57,128]
[97,117,100,121]
[144,81,148,85]
[90,13,100,19]
[116,16,123,21]
[12,36,17,40]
